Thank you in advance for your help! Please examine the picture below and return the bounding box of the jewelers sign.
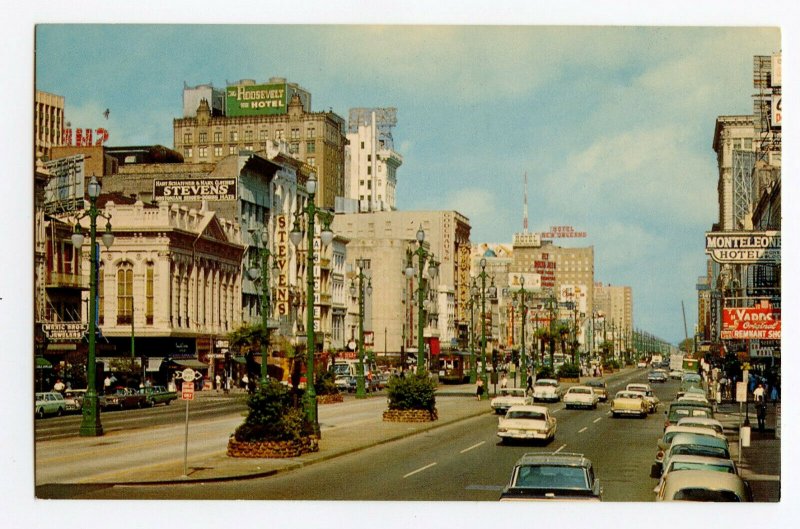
[721,307,781,340]
[153,178,237,202]
[705,231,780,264]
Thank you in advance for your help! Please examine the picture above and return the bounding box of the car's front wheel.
[36,408,44,420]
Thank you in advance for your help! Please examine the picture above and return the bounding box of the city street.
[35,369,772,501]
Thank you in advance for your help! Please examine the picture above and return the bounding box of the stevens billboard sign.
[153,178,237,202]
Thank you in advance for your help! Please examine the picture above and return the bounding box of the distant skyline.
[32,24,781,344]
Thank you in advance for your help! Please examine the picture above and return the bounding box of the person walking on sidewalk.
[526,372,533,395]
[476,378,484,400]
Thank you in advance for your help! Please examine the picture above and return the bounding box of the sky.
[32,22,781,345]
[5,0,800,526]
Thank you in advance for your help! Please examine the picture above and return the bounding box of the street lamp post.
[350,259,372,398]
[72,176,114,437]
[248,227,279,386]
[405,226,438,375]
[474,258,496,399]
[468,279,478,384]
[290,173,334,437]
[512,276,530,389]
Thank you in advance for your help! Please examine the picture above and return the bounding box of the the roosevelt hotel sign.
[705,231,780,264]
[153,178,237,202]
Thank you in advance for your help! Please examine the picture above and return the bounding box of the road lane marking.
[460,441,485,454]
[593,417,602,423]
[403,462,437,478]
[578,427,588,433]
[554,444,567,453]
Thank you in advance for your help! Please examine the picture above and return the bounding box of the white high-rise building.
[344,108,402,212]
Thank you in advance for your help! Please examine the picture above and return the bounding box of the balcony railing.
[46,272,85,289]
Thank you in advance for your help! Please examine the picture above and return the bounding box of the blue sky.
[32,24,781,345]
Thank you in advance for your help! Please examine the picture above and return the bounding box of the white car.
[491,388,533,414]
[563,385,599,409]
[637,361,648,368]
[627,383,660,413]
[676,417,725,436]
[653,454,738,493]
[532,379,562,402]
[497,405,557,443]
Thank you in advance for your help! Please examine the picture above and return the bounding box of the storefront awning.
[35,357,52,369]
[172,359,208,370]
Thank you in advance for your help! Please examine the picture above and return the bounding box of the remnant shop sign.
[721,308,781,340]
[705,231,780,264]
[153,179,237,202]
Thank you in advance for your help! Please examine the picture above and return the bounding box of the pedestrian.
[500,373,508,389]
[215,373,222,392]
[714,380,722,412]
[756,400,767,432]
[770,384,778,406]
[476,378,484,400]
[526,372,533,395]
[53,378,65,394]
[103,375,112,394]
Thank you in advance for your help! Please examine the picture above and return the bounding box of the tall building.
[593,283,634,357]
[343,108,402,212]
[35,90,65,161]
[173,79,346,209]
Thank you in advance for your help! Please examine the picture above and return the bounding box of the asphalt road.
[59,369,675,501]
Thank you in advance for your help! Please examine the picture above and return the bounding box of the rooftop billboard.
[226,83,287,116]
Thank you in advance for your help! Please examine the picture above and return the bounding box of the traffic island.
[227,436,319,458]
[382,408,438,422]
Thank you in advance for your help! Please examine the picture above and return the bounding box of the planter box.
[227,436,319,458]
[317,393,344,405]
[382,408,438,422]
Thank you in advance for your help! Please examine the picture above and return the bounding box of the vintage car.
[677,386,708,402]
[101,387,148,410]
[532,378,562,402]
[660,433,731,480]
[138,385,178,406]
[491,388,533,414]
[585,379,608,401]
[500,452,602,501]
[648,369,668,383]
[636,360,648,368]
[680,373,703,392]
[626,383,660,413]
[562,385,599,409]
[35,392,66,419]
[653,425,728,476]
[610,390,648,418]
[63,389,87,412]
[497,405,557,443]
[669,369,684,379]
[655,469,751,502]
[676,417,725,436]
[653,454,737,493]
[664,401,714,430]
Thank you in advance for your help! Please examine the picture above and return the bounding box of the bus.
[681,357,699,374]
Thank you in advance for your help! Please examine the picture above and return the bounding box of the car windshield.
[673,488,742,502]
[671,445,729,459]
[535,380,557,387]
[680,422,723,434]
[507,410,546,421]
[514,465,589,489]
[669,462,734,474]
[570,388,591,394]
[499,389,525,397]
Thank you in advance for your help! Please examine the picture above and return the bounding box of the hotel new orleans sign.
[705,231,780,265]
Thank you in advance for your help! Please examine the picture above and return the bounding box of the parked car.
[335,375,356,393]
[655,469,751,502]
[138,385,178,406]
[653,454,738,493]
[626,383,660,413]
[101,387,148,410]
[532,379,562,402]
[664,401,714,430]
[676,417,725,436]
[497,405,557,444]
[35,392,66,419]
[585,379,608,401]
[648,369,668,383]
[660,433,731,480]
[63,389,87,412]
[653,425,728,476]
[610,390,648,418]
[563,386,599,409]
[491,388,533,414]
[669,369,684,379]
[500,452,602,501]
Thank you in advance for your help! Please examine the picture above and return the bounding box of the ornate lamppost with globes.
[467,278,478,384]
[472,257,496,399]
[71,176,114,437]
[511,275,533,388]
[350,259,373,398]
[405,226,438,375]
[289,173,334,437]
[247,227,279,386]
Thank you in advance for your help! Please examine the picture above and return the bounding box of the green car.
[137,385,178,406]
[35,392,66,419]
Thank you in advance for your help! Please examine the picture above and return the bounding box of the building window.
[306,141,316,153]
[117,264,133,325]
[244,144,253,152]
[213,131,222,142]
[230,130,238,142]
[244,130,253,141]
[289,142,299,154]
[260,130,268,140]
[214,146,222,157]
[146,263,154,325]
[183,132,192,143]
[276,129,284,140]
[198,146,208,158]
[184,147,192,159]
[367,154,371,161]
[198,132,207,143]
[229,146,236,155]
[361,142,365,149]
[367,166,372,175]
[307,157,316,166]
[291,128,300,139]
[367,180,372,189]
[307,127,315,138]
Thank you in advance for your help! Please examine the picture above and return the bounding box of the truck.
[669,353,684,372]
[331,359,379,392]
[650,354,663,368]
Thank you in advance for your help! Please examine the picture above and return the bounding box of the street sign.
[182,382,194,401]
[181,368,196,382]
[735,381,747,403]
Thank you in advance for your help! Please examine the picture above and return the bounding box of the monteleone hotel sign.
[705,231,780,264]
